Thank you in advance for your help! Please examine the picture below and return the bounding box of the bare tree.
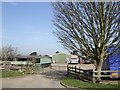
[1,45,18,67]
[29,52,37,73]
[52,2,120,80]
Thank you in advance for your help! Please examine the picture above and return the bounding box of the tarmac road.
[2,74,64,88]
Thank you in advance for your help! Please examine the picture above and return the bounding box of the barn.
[52,53,71,63]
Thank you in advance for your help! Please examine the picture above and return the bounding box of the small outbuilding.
[35,56,52,68]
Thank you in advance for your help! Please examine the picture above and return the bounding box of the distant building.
[52,53,71,63]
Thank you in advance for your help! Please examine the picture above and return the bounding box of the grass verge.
[0,67,42,78]
[0,70,24,78]
[61,78,119,89]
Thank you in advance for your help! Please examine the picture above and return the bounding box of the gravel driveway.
[2,74,64,88]
[1,63,68,88]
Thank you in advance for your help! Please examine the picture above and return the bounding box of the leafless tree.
[29,52,37,73]
[1,45,18,67]
[52,2,120,80]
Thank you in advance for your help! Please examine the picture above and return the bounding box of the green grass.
[61,78,119,89]
[0,67,40,78]
[0,70,24,78]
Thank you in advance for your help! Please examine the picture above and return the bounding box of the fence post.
[67,64,69,77]
[75,66,76,78]
[75,66,76,73]
[79,67,80,80]
[93,69,96,83]
[82,70,85,81]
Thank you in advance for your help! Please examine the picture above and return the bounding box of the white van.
[69,55,79,64]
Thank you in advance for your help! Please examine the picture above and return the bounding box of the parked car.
[69,55,79,64]
[84,60,91,64]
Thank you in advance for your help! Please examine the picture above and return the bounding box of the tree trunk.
[96,54,104,82]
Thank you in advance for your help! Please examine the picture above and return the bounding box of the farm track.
[1,63,68,88]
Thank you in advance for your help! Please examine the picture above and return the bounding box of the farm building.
[12,56,33,66]
[0,56,33,66]
[52,53,71,63]
[102,46,120,77]
[35,56,52,68]
[1,55,52,68]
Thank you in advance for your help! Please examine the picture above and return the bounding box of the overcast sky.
[2,2,68,55]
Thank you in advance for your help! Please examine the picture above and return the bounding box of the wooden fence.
[67,65,120,83]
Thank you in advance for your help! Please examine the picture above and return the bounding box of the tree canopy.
[52,2,120,77]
